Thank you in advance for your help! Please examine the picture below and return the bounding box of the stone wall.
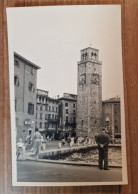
[76,48,102,140]
[14,54,39,141]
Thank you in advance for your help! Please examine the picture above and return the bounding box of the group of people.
[16,127,111,170]
[16,128,44,160]
[61,135,78,148]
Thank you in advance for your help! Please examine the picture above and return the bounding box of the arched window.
[85,52,87,59]
[82,53,84,60]
[115,126,118,133]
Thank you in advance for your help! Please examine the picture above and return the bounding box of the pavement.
[17,160,122,182]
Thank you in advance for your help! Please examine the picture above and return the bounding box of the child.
[16,138,25,160]
[62,137,66,146]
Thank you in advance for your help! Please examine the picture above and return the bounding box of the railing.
[48,118,59,123]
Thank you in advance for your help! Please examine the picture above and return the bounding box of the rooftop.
[102,97,120,103]
[81,47,99,51]
[14,52,41,69]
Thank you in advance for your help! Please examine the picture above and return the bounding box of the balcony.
[48,118,59,123]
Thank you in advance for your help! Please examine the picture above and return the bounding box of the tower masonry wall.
[76,49,102,140]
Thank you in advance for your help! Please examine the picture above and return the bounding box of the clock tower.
[76,47,102,140]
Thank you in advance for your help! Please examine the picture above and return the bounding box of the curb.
[25,158,122,168]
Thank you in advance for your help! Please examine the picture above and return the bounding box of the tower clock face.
[91,73,100,85]
[79,73,86,85]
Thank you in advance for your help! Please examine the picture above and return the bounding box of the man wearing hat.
[96,128,110,170]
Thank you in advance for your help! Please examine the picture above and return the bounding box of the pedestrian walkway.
[17,160,122,183]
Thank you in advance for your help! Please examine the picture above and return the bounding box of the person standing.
[67,135,71,147]
[33,128,42,158]
[62,137,66,146]
[16,138,25,160]
[96,128,110,170]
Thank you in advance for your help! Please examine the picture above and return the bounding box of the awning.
[24,119,31,126]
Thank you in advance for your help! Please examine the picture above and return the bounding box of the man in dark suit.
[96,128,110,170]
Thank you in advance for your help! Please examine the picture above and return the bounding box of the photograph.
[6,5,127,186]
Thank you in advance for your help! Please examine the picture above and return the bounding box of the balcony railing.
[48,118,59,123]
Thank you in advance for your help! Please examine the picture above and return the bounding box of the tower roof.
[102,97,120,103]
[81,47,99,51]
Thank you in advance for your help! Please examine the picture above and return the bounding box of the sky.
[7,5,123,100]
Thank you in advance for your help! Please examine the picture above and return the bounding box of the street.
[17,161,122,182]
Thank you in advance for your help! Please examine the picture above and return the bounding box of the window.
[52,106,54,112]
[39,96,41,101]
[40,122,42,128]
[115,126,118,133]
[56,107,58,112]
[55,115,57,120]
[28,103,34,115]
[73,104,75,108]
[40,105,42,111]
[65,103,68,107]
[82,53,84,60]
[15,98,17,112]
[15,59,19,67]
[29,82,34,92]
[45,114,48,120]
[44,122,47,129]
[73,110,76,115]
[31,68,35,75]
[40,113,42,119]
[14,75,19,86]
[66,109,68,114]
[49,106,51,111]
[85,52,87,59]
[48,114,51,119]
[52,114,54,119]
[73,117,76,123]
[66,116,68,123]
[45,105,48,111]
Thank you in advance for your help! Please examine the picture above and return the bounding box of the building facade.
[58,93,77,138]
[102,97,121,139]
[76,47,102,139]
[36,89,59,139]
[14,52,40,141]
